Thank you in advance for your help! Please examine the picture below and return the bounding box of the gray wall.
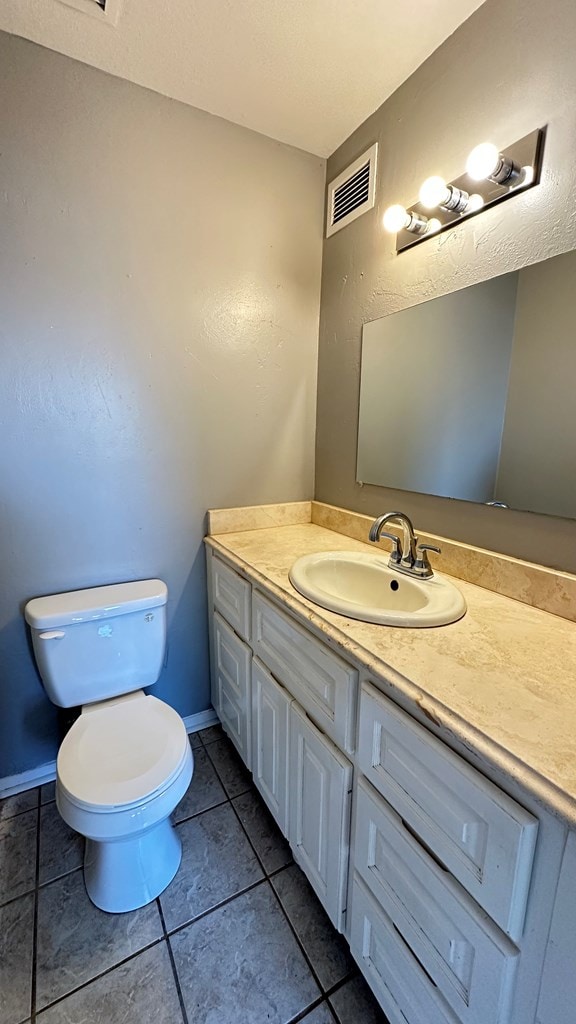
[316,0,576,571]
[0,33,324,778]
[495,249,576,518]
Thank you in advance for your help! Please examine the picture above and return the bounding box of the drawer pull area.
[359,682,538,940]
[253,592,358,751]
[354,777,519,1024]
[212,556,251,642]
[349,876,460,1024]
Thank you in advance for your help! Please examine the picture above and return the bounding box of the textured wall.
[0,33,324,778]
[316,0,576,571]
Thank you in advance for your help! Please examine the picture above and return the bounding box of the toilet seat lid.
[57,694,189,811]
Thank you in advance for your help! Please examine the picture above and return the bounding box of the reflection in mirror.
[357,248,576,520]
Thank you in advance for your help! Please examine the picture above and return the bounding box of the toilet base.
[84,816,182,913]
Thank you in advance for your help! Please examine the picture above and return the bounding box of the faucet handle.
[414,543,441,576]
[376,530,402,564]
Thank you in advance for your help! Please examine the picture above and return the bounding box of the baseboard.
[0,707,219,799]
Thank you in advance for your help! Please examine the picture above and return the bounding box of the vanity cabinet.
[206,544,560,1024]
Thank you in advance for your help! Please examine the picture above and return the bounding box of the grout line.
[172,796,229,828]
[38,864,84,890]
[158,899,190,1024]
[287,995,339,1023]
[30,787,41,1023]
[33,937,165,1018]
[164,876,266,940]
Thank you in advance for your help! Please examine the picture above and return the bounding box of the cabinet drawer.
[289,703,352,931]
[359,682,537,940]
[212,556,251,641]
[349,875,460,1024]
[252,591,357,751]
[213,612,251,766]
[354,777,519,1024]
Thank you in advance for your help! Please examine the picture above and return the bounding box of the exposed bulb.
[466,142,500,181]
[426,218,442,234]
[466,193,485,212]
[520,165,534,186]
[419,176,450,210]
[383,204,410,233]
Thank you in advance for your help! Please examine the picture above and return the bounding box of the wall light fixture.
[383,128,544,253]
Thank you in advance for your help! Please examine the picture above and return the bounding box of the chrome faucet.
[369,511,441,579]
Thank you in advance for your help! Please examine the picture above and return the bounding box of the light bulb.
[466,193,485,212]
[426,218,442,234]
[466,142,500,181]
[419,176,450,210]
[520,165,534,186]
[383,204,410,233]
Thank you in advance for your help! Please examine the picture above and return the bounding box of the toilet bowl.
[24,579,194,913]
[57,690,193,913]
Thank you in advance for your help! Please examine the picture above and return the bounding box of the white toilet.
[24,579,193,914]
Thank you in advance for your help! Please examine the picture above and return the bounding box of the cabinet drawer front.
[289,703,353,931]
[349,875,460,1024]
[212,556,251,641]
[359,683,537,940]
[251,658,291,834]
[214,612,252,765]
[253,591,357,751]
[355,778,519,1024]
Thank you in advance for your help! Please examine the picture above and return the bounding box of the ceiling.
[0,0,487,157]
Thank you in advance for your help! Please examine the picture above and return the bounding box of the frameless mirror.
[357,247,576,520]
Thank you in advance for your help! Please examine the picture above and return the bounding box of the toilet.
[24,579,193,914]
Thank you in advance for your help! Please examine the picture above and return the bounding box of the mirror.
[357,247,576,520]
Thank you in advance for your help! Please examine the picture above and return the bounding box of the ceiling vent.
[57,0,122,24]
[326,143,378,237]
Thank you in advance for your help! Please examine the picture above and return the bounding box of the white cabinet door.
[251,658,291,834]
[213,612,252,766]
[289,703,352,931]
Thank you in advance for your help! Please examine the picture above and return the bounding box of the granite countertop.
[206,521,576,824]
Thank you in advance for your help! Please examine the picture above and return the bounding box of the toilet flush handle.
[38,630,65,640]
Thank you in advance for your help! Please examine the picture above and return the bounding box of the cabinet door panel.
[359,682,537,940]
[251,658,291,834]
[214,612,251,766]
[289,703,352,931]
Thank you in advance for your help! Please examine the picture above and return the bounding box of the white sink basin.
[289,551,466,627]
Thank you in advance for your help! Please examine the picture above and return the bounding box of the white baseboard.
[0,706,219,799]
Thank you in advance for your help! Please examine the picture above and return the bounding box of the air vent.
[57,0,122,23]
[326,144,378,237]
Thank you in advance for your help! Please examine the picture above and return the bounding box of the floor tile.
[173,748,226,824]
[160,802,263,932]
[36,870,163,1010]
[329,975,389,1024]
[40,782,56,805]
[0,789,38,822]
[0,892,34,1024]
[36,942,183,1024]
[0,810,37,905]
[198,724,223,745]
[300,1004,337,1023]
[171,881,320,1024]
[233,789,292,874]
[188,731,203,750]
[39,803,84,885]
[205,736,252,798]
[272,865,353,991]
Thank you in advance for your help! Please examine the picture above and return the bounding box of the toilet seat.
[57,693,189,812]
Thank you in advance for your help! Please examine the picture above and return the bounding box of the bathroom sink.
[289,551,466,627]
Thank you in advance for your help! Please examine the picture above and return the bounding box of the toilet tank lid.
[25,579,168,629]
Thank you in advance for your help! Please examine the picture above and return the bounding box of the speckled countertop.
[206,521,576,825]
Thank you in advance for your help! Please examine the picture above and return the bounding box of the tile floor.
[0,726,388,1024]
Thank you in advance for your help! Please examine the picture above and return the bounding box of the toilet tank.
[24,580,168,708]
